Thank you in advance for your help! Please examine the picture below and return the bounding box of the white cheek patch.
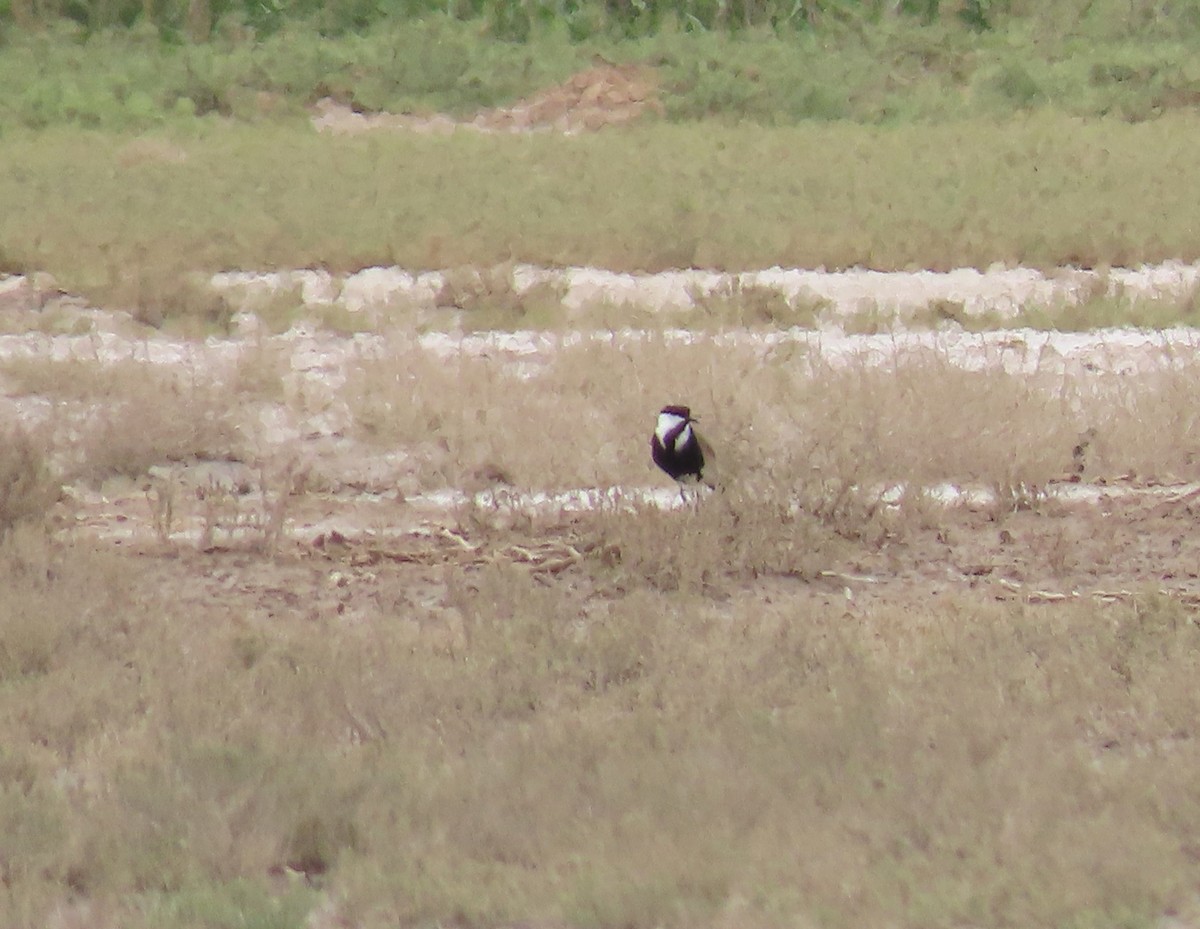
[674,423,693,452]
[655,412,686,446]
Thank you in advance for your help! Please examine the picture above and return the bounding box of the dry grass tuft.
[81,387,240,483]
[0,356,243,482]
[434,264,570,330]
[589,489,841,593]
[1015,284,1200,331]
[109,266,236,335]
[195,457,308,553]
[0,420,60,534]
[688,279,828,329]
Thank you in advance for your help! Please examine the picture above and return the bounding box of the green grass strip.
[3,114,1200,298]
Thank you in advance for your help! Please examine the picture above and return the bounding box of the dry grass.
[587,489,845,592]
[434,264,570,331]
[4,309,1200,925]
[0,420,61,533]
[0,355,244,482]
[3,522,1200,928]
[1014,284,1200,331]
[686,279,829,329]
[6,324,1200,522]
[343,333,1085,500]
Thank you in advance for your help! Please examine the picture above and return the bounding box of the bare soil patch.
[311,62,662,136]
[66,477,1200,626]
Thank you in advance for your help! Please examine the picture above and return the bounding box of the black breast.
[651,427,705,481]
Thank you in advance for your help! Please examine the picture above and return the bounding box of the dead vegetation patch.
[0,355,245,485]
[0,419,60,534]
[325,519,599,577]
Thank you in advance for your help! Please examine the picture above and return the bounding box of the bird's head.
[659,404,694,422]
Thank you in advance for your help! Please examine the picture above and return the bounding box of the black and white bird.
[650,404,715,489]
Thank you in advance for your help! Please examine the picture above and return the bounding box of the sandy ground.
[6,262,1200,615]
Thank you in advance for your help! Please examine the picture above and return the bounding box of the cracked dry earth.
[7,263,1200,622]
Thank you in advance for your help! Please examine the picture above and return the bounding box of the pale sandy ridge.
[211,259,1200,318]
[0,313,1194,382]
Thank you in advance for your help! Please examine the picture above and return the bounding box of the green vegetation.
[1014,285,1200,331]
[3,0,1200,317]
[5,115,1200,311]
[5,3,1200,130]
[6,0,975,38]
